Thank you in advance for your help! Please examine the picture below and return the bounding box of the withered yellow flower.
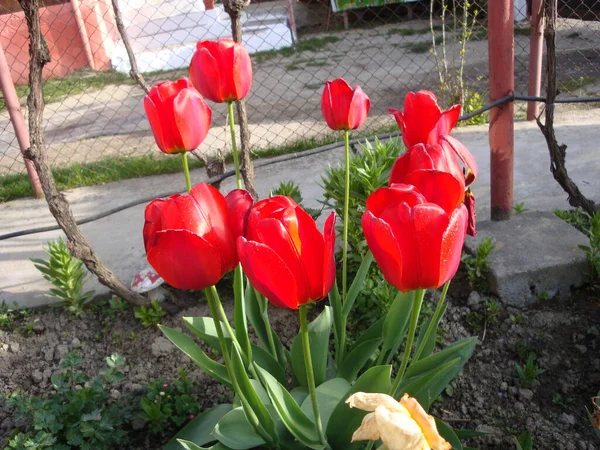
[346,392,451,450]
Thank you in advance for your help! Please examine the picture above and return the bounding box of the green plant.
[270,180,321,219]
[128,331,138,341]
[0,300,14,331]
[510,313,524,324]
[321,137,403,258]
[139,368,201,436]
[513,202,528,214]
[5,353,133,450]
[31,238,95,317]
[513,430,533,450]
[459,88,487,125]
[461,237,495,292]
[555,208,591,232]
[578,210,600,280]
[108,296,129,316]
[515,353,545,388]
[134,299,166,328]
[484,298,501,324]
[17,322,34,337]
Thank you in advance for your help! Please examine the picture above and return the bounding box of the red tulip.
[237,196,336,309]
[362,184,467,292]
[189,38,252,103]
[321,78,371,131]
[143,183,252,290]
[389,143,465,214]
[144,78,212,154]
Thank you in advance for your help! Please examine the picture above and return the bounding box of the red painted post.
[527,0,544,120]
[488,0,515,221]
[0,42,44,199]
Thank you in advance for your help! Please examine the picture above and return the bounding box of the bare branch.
[18,0,148,306]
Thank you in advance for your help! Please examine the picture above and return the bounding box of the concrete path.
[1,105,599,308]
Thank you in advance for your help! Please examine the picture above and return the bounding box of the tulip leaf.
[381,290,413,363]
[405,337,477,379]
[352,315,385,348]
[164,404,232,450]
[251,344,286,386]
[325,365,392,449]
[183,317,233,352]
[254,364,324,449]
[414,300,448,361]
[327,282,343,356]
[337,337,382,382]
[234,266,252,363]
[212,407,267,450]
[300,377,351,430]
[290,307,333,387]
[177,440,232,450]
[290,387,310,406]
[341,251,374,318]
[159,326,231,389]
[229,345,279,445]
[400,357,461,409]
[435,418,463,450]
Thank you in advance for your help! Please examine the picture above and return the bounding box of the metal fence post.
[527,0,544,120]
[488,0,515,221]
[0,42,44,198]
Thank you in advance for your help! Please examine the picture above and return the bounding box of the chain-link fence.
[0,0,599,197]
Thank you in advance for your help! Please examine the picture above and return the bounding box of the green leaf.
[229,345,278,445]
[234,267,252,362]
[515,431,533,450]
[405,337,477,379]
[352,316,385,348]
[245,284,269,349]
[212,407,266,450]
[291,307,332,387]
[183,317,232,352]
[300,377,351,430]
[254,364,323,449]
[159,326,231,388]
[290,387,310,406]
[342,252,374,317]
[326,365,392,449]
[177,439,231,450]
[328,282,343,354]
[164,404,232,450]
[337,338,382,382]
[414,301,448,360]
[252,344,286,386]
[382,290,413,362]
[401,357,461,410]
[435,418,463,450]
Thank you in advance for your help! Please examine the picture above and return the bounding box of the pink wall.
[0,0,116,85]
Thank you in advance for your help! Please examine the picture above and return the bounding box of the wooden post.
[488,0,515,220]
[70,0,96,70]
[0,42,43,198]
[527,0,544,120]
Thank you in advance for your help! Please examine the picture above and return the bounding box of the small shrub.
[5,353,134,450]
[134,299,166,328]
[461,237,495,292]
[139,369,201,436]
[31,238,95,317]
[515,353,545,388]
[578,210,600,280]
[513,202,528,214]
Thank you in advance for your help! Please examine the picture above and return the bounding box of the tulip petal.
[237,237,299,309]
[143,198,167,253]
[346,392,407,413]
[348,85,370,130]
[435,103,461,137]
[246,196,298,241]
[143,95,168,153]
[255,217,310,304]
[173,88,212,151]
[402,91,443,147]
[374,406,426,450]
[404,170,465,214]
[321,82,336,130]
[232,40,252,100]
[225,189,254,239]
[400,394,452,450]
[294,206,327,301]
[387,107,406,138]
[366,185,425,217]
[438,204,468,287]
[146,229,223,291]
[190,46,222,103]
[327,78,354,130]
[321,211,337,298]
[440,134,479,184]
[362,211,406,291]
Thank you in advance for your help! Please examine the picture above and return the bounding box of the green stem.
[390,289,426,399]
[299,305,326,446]
[338,129,351,362]
[181,152,192,193]
[227,101,242,189]
[412,281,450,362]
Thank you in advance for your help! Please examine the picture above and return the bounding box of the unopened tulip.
[143,183,252,290]
[346,392,451,450]
[143,78,212,154]
[237,196,336,309]
[321,78,370,131]
[362,184,467,292]
[189,38,252,103]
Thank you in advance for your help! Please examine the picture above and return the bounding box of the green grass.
[472,26,529,40]
[0,121,402,203]
[558,76,596,92]
[0,69,133,112]
[252,36,341,64]
[404,36,443,54]
[387,27,430,36]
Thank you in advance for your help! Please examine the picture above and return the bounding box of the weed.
[459,88,487,125]
[577,210,600,280]
[5,353,133,450]
[387,27,429,36]
[566,31,581,39]
[515,353,545,388]
[17,323,34,337]
[552,392,573,407]
[0,300,14,331]
[304,82,323,90]
[134,299,166,328]
[461,237,495,292]
[514,27,531,36]
[404,37,443,54]
[31,238,95,317]
[484,298,501,324]
[513,202,528,214]
[108,295,129,316]
[112,331,122,345]
[513,431,533,450]
[252,36,340,63]
[465,311,483,333]
[536,291,551,302]
[510,314,524,324]
[555,208,591,233]
[128,331,138,341]
[558,76,596,93]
